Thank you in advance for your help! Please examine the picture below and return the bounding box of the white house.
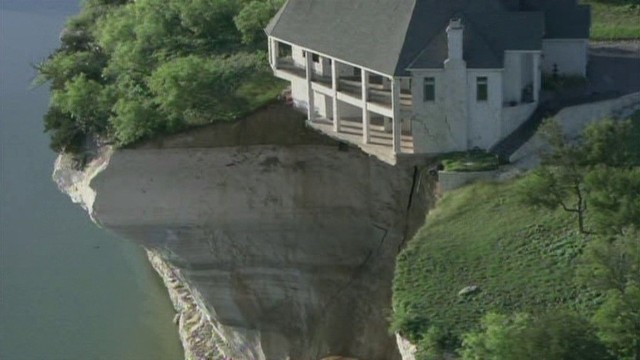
[265,0,590,164]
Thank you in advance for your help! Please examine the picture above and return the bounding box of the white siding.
[410,69,469,153]
[467,70,503,149]
[503,52,523,104]
[542,39,588,76]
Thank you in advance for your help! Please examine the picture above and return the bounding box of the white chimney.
[446,18,464,61]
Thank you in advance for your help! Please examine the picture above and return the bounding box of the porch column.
[533,53,541,102]
[305,51,315,122]
[332,59,340,132]
[391,77,402,154]
[361,68,370,144]
[270,38,279,69]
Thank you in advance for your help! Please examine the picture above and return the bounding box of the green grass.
[392,177,600,346]
[585,0,640,40]
[439,150,501,172]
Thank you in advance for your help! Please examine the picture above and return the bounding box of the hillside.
[392,178,594,338]
[585,0,640,40]
[392,112,640,359]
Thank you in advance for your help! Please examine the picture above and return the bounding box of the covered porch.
[269,37,414,159]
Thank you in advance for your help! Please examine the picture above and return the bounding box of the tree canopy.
[37,0,285,152]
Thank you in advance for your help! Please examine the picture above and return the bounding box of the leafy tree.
[592,285,640,360]
[43,107,85,153]
[51,74,113,134]
[518,117,640,234]
[38,0,285,152]
[576,231,640,359]
[581,118,639,167]
[461,312,611,360]
[586,167,640,235]
[234,0,283,46]
[518,120,590,233]
[460,313,531,360]
[578,233,640,293]
[148,53,262,124]
[111,96,165,146]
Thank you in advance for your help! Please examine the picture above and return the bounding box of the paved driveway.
[588,41,640,95]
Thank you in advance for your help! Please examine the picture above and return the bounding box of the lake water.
[0,3,183,360]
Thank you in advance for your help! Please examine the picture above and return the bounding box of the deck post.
[391,77,402,154]
[361,68,370,144]
[332,59,340,132]
[269,38,279,69]
[305,51,315,122]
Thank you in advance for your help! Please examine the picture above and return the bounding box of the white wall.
[292,45,305,67]
[503,51,540,105]
[467,69,503,149]
[542,39,588,76]
[409,69,458,153]
[503,52,523,104]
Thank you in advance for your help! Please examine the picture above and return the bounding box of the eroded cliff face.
[53,105,432,360]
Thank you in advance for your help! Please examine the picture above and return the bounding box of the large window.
[476,76,488,101]
[424,77,435,101]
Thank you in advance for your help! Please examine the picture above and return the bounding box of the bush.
[542,75,587,92]
[439,150,501,172]
[460,311,611,360]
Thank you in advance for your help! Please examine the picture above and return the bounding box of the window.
[476,76,488,101]
[424,77,435,101]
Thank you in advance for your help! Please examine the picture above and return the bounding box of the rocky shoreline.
[146,250,222,360]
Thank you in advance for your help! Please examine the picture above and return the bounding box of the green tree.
[592,285,640,360]
[51,74,113,134]
[586,167,640,235]
[234,0,282,46]
[518,117,640,234]
[38,0,284,153]
[577,232,640,359]
[148,53,261,124]
[461,312,611,360]
[518,120,590,233]
[460,313,531,360]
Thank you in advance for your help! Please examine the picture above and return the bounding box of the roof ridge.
[264,0,289,35]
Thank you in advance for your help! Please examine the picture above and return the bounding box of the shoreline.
[146,250,222,360]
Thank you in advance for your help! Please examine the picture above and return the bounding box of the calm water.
[0,3,183,360]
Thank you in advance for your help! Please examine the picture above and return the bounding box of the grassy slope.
[585,0,640,40]
[392,178,599,342]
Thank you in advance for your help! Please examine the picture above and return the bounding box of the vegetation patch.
[393,114,640,359]
[439,150,501,172]
[542,74,588,92]
[392,179,591,341]
[37,0,287,153]
[585,0,640,40]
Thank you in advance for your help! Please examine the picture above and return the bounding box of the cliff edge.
[53,104,434,360]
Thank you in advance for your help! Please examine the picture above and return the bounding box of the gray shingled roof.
[266,0,415,76]
[266,0,585,75]
[543,5,591,39]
